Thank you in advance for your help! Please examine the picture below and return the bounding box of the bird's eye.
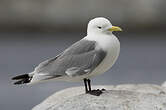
[97,26,102,29]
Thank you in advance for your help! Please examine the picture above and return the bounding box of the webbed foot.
[87,89,105,96]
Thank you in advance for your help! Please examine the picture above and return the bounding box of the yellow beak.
[108,26,122,32]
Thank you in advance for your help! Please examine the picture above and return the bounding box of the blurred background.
[0,0,166,110]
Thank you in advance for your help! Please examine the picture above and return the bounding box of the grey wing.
[33,39,106,78]
[35,54,61,71]
[54,50,106,77]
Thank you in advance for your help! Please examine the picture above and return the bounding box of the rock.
[32,84,166,110]
[162,82,166,88]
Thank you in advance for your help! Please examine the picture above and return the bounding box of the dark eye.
[97,26,102,29]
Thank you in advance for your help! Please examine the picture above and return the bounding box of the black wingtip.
[12,74,32,85]
[13,78,30,85]
[13,80,24,85]
[12,74,29,80]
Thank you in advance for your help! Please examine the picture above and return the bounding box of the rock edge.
[33,84,166,110]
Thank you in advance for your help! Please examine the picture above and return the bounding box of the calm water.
[0,32,166,110]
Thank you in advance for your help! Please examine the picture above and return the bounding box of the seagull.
[12,17,122,96]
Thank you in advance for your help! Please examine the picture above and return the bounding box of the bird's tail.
[11,73,33,85]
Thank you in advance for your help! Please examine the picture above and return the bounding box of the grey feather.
[34,39,106,79]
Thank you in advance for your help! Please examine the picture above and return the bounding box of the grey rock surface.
[33,84,166,110]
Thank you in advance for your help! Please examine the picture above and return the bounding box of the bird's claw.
[87,89,106,96]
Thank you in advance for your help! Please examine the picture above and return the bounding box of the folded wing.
[31,39,106,83]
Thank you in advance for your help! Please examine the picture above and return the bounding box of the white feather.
[29,17,120,83]
[84,33,120,78]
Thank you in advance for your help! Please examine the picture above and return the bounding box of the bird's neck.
[84,33,119,51]
[85,33,114,42]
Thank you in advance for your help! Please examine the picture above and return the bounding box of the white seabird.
[12,17,122,96]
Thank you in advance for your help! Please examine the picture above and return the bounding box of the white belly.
[89,35,120,77]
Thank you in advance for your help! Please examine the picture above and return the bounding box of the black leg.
[83,78,105,96]
[87,79,91,91]
[84,78,88,93]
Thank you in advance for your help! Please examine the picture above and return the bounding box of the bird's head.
[87,17,122,35]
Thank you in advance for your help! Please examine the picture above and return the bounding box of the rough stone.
[33,84,166,110]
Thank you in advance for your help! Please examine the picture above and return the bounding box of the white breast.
[85,34,120,77]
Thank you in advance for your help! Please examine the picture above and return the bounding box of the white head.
[87,17,122,35]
